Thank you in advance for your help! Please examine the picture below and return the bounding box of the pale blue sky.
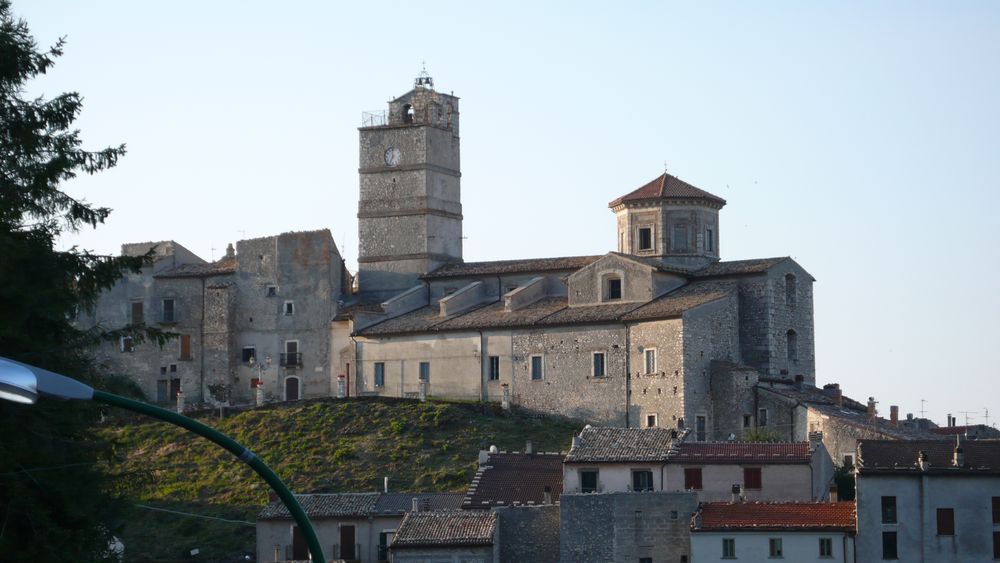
[18,1,1000,427]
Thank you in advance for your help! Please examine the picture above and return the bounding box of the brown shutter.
[936,508,954,535]
[684,468,702,490]
[180,334,191,360]
[744,467,762,489]
[131,302,143,324]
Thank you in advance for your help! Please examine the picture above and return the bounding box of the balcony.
[280,353,303,367]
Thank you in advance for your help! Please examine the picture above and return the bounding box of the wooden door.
[339,524,356,560]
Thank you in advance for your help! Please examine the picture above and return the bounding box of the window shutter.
[180,334,191,360]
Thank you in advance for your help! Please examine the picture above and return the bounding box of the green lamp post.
[0,356,325,562]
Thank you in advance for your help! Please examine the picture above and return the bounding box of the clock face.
[384,147,401,166]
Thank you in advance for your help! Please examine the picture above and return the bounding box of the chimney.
[411,497,420,513]
[918,450,930,472]
[225,243,235,259]
[571,436,581,450]
[948,414,955,427]
[954,437,965,468]
[384,476,389,493]
[890,406,899,427]
[543,485,552,505]
[867,397,877,422]
[525,440,533,455]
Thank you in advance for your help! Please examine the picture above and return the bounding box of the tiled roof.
[391,511,497,547]
[609,173,726,208]
[155,256,237,278]
[929,425,1000,437]
[857,439,1000,474]
[463,452,564,508]
[423,256,602,279]
[565,427,679,463]
[258,493,378,520]
[622,279,735,321]
[374,493,465,514]
[693,502,856,532]
[691,257,788,278]
[673,442,812,464]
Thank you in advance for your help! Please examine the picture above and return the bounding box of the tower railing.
[361,110,387,127]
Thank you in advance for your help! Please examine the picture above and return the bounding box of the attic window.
[604,277,622,301]
[637,227,653,251]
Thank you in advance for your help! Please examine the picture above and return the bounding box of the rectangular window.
[743,414,752,428]
[131,301,144,324]
[266,285,277,297]
[744,467,762,490]
[530,355,543,380]
[758,408,769,427]
[644,348,656,374]
[684,467,702,490]
[696,415,707,442]
[283,301,294,316]
[156,379,168,402]
[374,362,385,387]
[993,497,1000,523]
[638,227,653,251]
[488,356,500,381]
[768,538,783,558]
[993,531,1000,560]
[161,299,175,323]
[592,352,606,377]
[646,414,658,428]
[843,454,854,468]
[282,341,301,367]
[937,508,954,536]
[242,346,256,363]
[606,278,622,301]
[419,362,430,381]
[722,538,735,559]
[179,334,191,360]
[631,469,654,492]
[580,470,598,493]
[120,336,134,353]
[673,224,688,252]
[169,378,180,400]
[169,364,176,373]
[706,229,714,252]
[819,537,833,557]
[881,496,897,523]
[882,531,898,559]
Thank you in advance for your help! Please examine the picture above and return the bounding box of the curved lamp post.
[0,356,325,563]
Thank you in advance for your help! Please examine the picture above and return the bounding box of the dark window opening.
[881,496,897,523]
[696,415,707,442]
[759,408,769,427]
[882,531,898,560]
[374,362,385,387]
[242,347,256,363]
[819,537,833,557]
[993,497,1000,523]
[684,467,702,490]
[632,469,654,492]
[785,273,797,305]
[419,362,430,381]
[531,356,543,380]
[937,508,954,536]
[787,330,798,361]
[402,104,414,124]
[707,229,715,252]
[638,227,653,251]
[606,277,622,301]
[646,414,657,428]
[768,538,783,558]
[744,467,762,489]
[580,470,598,493]
[161,299,175,323]
[593,352,606,377]
[489,356,500,381]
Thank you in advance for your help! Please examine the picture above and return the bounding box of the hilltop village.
[80,74,1000,562]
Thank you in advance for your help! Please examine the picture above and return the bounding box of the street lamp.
[0,356,324,563]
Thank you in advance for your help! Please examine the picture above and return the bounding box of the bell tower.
[357,70,462,299]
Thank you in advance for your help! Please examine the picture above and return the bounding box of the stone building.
[82,230,346,405]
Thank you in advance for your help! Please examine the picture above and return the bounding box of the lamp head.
[0,358,39,404]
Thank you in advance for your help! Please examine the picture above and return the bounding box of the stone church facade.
[86,73,825,443]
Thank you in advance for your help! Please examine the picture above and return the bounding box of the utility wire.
[133,504,255,526]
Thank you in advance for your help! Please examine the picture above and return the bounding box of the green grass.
[99,397,582,562]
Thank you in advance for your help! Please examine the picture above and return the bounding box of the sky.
[16,1,1000,428]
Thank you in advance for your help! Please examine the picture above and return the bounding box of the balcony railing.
[280,353,303,367]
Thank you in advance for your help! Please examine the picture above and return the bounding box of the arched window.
[402,104,414,124]
[785,273,797,305]
[787,330,798,361]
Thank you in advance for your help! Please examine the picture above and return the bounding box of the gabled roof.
[691,257,789,278]
[565,427,679,463]
[609,173,726,208]
[422,255,601,280]
[258,493,379,520]
[672,442,812,464]
[693,502,856,532]
[857,439,1000,474]
[391,511,497,548]
[155,256,237,278]
[374,493,465,514]
[463,452,564,509]
[622,279,736,321]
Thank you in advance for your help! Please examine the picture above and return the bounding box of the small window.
[266,286,277,297]
[169,364,177,373]
[743,415,752,428]
[580,469,598,493]
[843,454,855,468]
[706,229,714,252]
[419,362,430,381]
[819,537,833,557]
[646,414,658,428]
[179,334,191,361]
[488,356,500,381]
[131,301,144,324]
[644,348,656,374]
[722,538,736,559]
[120,336,134,353]
[744,467,762,490]
[161,299,175,323]
[769,538,783,558]
[284,301,294,316]
[592,352,606,377]
[696,415,707,442]
[759,408,769,427]
[672,224,688,252]
[993,497,1000,524]
[160,366,167,375]
[639,558,652,563]
[936,508,954,536]
[993,531,1000,560]
[881,496,897,524]
[530,355,543,380]
[605,277,622,301]
[631,469,654,492]
[638,227,653,251]
[242,347,256,363]
[684,467,702,490]
[785,273,797,305]
[374,362,385,387]
[882,531,898,559]
[787,330,798,361]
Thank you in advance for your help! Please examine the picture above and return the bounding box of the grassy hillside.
[99,397,582,562]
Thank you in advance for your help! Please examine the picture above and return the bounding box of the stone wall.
[494,505,559,563]
[629,319,685,429]
[680,293,741,439]
[710,361,760,440]
[559,492,697,563]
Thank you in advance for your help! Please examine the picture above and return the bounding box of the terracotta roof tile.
[423,255,602,279]
[609,173,726,208]
[374,493,465,514]
[694,502,856,532]
[673,442,812,464]
[463,452,564,508]
[857,439,1000,474]
[258,493,378,520]
[391,511,497,547]
[565,427,679,463]
[155,256,237,278]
